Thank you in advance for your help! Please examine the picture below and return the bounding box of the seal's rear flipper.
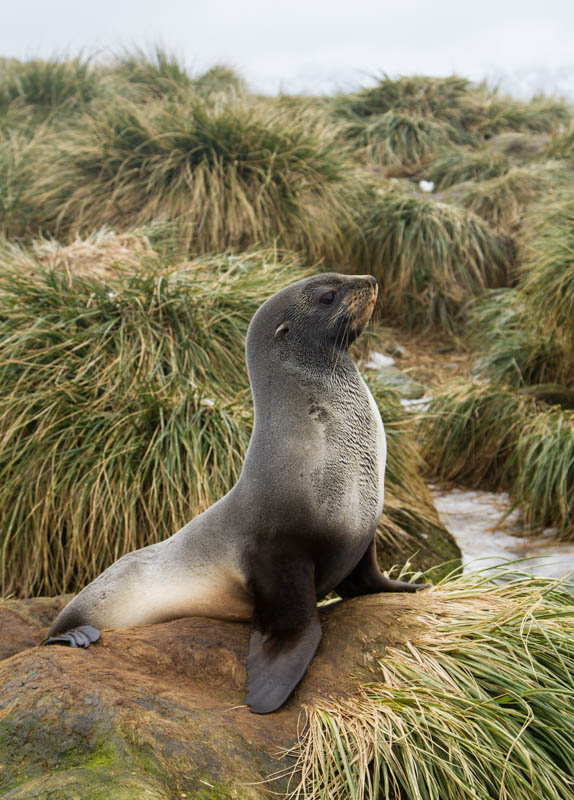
[335,538,429,598]
[41,625,101,648]
[245,556,321,714]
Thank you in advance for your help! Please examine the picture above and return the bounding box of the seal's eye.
[319,290,336,306]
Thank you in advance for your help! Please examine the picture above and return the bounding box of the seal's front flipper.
[245,557,321,714]
[335,538,429,598]
[41,625,101,648]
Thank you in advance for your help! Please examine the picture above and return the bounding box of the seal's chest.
[306,377,386,532]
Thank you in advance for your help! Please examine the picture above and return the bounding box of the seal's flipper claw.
[245,555,321,714]
[41,625,101,648]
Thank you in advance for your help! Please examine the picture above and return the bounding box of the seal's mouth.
[348,280,378,332]
[334,277,378,347]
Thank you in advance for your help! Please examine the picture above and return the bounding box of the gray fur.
[44,273,422,712]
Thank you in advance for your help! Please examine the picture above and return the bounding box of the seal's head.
[246,273,378,374]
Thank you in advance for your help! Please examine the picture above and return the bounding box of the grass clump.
[511,409,574,535]
[420,379,574,535]
[0,246,312,597]
[419,380,533,488]
[0,55,100,119]
[290,572,574,800]
[341,111,454,170]
[470,189,574,387]
[0,126,48,238]
[469,290,571,388]
[370,384,459,575]
[519,190,574,361]
[107,47,195,101]
[337,75,476,134]
[425,147,510,191]
[478,92,572,137]
[25,92,354,259]
[350,186,510,330]
[108,48,246,102]
[445,166,546,230]
[549,126,574,159]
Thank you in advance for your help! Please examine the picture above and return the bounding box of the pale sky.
[2,0,574,97]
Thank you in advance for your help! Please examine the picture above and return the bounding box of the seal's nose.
[354,274,378,289]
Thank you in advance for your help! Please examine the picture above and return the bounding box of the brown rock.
[0,593,429,798]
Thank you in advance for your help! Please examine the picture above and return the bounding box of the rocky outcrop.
[0,593,429,799]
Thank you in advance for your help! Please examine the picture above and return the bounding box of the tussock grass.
[193,64,248,98]
[467,189,574,387]
[419,381,533,488]
[108,48,245,102]
[478,93,572,137]
[108,47,195,101]
[24,92,355,259]
[469,290,570,387]
[549,126,574,159]
[0,55,100,117]
[290,572,574,800]
[425,147,510,191]
[519,190,574,362]
[0,241,444,596]
[420,379,574,536]
[351,186,510,330]
[0,123,53,239]
[370,384,455,573]
[0,228,159,279]
[511,409,574,535]
[446,166,546,230]
[487,131,554,162]
[341,111,454,169]
[337,75,477,137]
[0,248,312,597]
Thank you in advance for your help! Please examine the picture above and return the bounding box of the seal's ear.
[274,321,290,338]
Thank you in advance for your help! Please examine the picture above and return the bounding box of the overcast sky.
[3,0,574,97]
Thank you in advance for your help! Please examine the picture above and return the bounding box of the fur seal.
[43,273,426,713]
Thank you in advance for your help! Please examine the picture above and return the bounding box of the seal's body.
[44,273,425,713]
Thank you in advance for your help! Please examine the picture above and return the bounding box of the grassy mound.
[419,380,574,536]
[549,126,574,159]
[335,75,477,137]
[511,409,574,533]
[290,572,574,800]
[419,381,533,489]
[478,92,571,136]
[108,47,246,102]
[469,189,574,386]
[520,190,574,361]
[425,147,510,191]
[0,239,450,596]
[469,290,567,387]
[0,56,100,123]
[0,247,312,596]
[370,384,459,577]
[107,47,195,101]
[24,92,354,258]
[445,166,546,230]
[335,75,571,149]
[0,125,48,238]
[340,111,455,170]
[350,186,510,329]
